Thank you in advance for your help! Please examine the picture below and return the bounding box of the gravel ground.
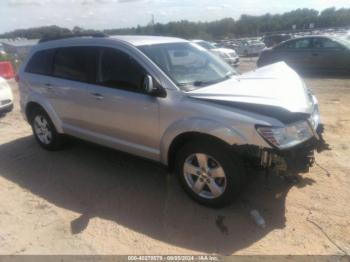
[0,58,349,255]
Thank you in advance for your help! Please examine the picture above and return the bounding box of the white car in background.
[235,40,266,57]
[0,77,13,115]
[191,40,239,67]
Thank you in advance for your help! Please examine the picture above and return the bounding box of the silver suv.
[18,35,323,207]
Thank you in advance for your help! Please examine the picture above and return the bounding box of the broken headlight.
[257,121,314,149]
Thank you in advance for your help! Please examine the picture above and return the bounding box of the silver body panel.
[18,36,318,165]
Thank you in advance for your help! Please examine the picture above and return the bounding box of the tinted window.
[53,47,97,83]
[279,39,311,49]
[312,38,342,49]
[295,39,312,49]
[25,49,54,75]
[277,41,295,49]
[98,48,145,91]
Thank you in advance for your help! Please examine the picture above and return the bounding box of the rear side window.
[25,49,54,75]
[98,48,145,91]
[278,39,312,50]
[53,47,97,83]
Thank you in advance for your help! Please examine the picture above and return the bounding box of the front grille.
[0,99,11,106]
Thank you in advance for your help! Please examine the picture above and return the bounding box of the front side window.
[335,38,350,49]
[98,48,145,91]
[139,42,236,91]
[53,47,97,83]
[25,49,54,75]
[312,38,342,49]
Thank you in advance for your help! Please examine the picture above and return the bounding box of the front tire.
[175,140,246,207]
[29,107,64,150]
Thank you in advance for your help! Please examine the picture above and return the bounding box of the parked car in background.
[263,34,292,48]
[18,35,323,207]
[191,40,239,67]
[258,36,350,74]
[0,61,15,79]
[0,77,13,115]
[234,40,266,56]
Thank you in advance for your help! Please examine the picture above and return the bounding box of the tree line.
[1,7,350,40]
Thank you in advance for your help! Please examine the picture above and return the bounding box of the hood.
[187,62,313,123]
[213,47,236,55]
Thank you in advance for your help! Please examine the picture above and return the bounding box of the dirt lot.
[0,58,349,255]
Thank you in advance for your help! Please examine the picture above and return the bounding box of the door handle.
[311,53,319,56]
[91,93,104,100]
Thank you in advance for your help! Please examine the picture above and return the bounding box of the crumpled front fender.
[159,117,249,165]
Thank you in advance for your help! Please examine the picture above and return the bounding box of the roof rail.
[38,32,108,43]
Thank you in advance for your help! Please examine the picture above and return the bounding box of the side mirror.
[143,75,167,98]
[143,75,154,93]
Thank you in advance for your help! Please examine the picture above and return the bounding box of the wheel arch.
[160,116,249,169]
[166,132,237,172]
[25,100,63,133]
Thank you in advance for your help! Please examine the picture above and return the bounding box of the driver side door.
[85,47,161,160]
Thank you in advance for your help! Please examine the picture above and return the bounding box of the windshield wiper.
[178,74,233,88]
[194,74,233,87]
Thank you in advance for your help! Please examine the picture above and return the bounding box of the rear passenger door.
[50,46,98,130]
[86,47,160,159]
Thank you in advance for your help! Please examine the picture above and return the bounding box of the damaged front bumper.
[235,124,327,175]
[261,124,327,175]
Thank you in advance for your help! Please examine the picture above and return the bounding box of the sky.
[1,0,350,34]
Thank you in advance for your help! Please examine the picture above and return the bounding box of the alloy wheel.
[33,115,52,145]
[183,153,227,199]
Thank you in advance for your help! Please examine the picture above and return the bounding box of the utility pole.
[151,14,155,26]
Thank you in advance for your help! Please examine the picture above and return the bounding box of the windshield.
[335,37,350,49]
[139,42,236,91]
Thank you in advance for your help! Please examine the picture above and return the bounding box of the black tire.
[29,107,64,151]
[175,140,246,207]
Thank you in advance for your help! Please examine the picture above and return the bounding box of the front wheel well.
[167,132,231,172]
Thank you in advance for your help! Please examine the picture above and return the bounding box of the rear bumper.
[0,103,14,114]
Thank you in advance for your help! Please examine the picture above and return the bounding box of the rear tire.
[29,107,64,151]
[175,140,246,207]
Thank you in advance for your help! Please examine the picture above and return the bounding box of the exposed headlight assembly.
[257,120,314,149]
